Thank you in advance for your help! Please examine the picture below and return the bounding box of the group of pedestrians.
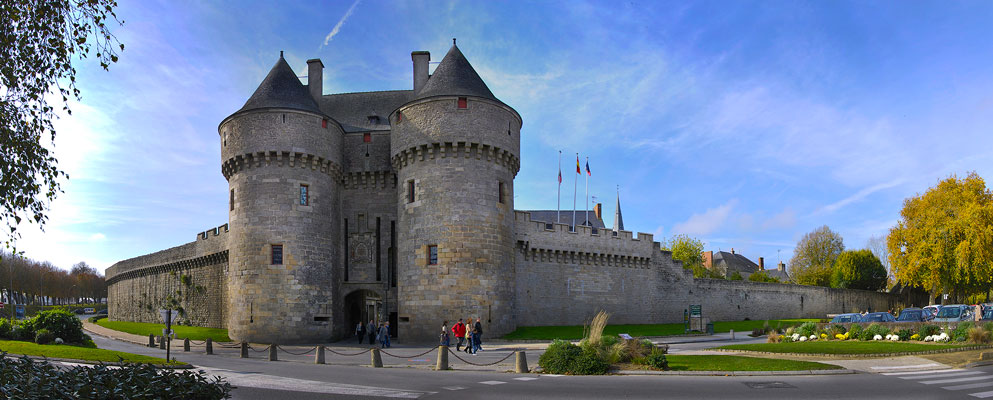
[355,319,391,348]
[444,318,483,355]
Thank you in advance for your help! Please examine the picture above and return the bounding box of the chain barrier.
[188,340,206,345]
[379,348,437,359]
[278,345,317,356]
[449,350,517,366]
[216,342,242,349]
[325,348,373,357]
[248,344,271,353]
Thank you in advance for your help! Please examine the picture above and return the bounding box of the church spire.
[613,186,624,232]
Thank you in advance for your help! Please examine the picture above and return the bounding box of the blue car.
[830,313,863,323]
[933,305,973,323]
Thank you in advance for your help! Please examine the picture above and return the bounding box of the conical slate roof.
[414,44,497,102]
[613,192,624,232]
[237,55,323,115]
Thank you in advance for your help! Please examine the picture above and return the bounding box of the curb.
[713,344,993,358]
[966,360,993,368]
[1,354,194,369]
[612,369,856,376]
[491,333,709,344]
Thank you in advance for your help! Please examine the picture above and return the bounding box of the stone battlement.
[514,210,658,258]
[221,151,344,181]
[106,224,230,281]
[390,141,521,175]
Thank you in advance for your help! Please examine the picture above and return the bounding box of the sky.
[13,0,993,274]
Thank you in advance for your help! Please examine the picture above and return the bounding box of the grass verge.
[503,319,820,340]
[716,341,972,355]
[96,320,232,342]
[664,355,842,371]
[0,339,179,364]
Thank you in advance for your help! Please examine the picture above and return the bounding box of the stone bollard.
[435,345,448,371]
[982,352,993,361]
[315,346,325,364]
[240,342,249,358]
[269,344,278,361]
[159,336,166,350]
[730,329,735,340]
[183,338,190,352]
[515,351,528,373]
[371,348,383,368]
[148,334,155,348]
[206,338,213,355]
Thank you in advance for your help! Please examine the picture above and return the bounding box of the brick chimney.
[702,251,713,270]
[593,203,602,221]
[758,257,764,270]
[306,59,324,104]
[731,248,735,255]
[412,51,430,92]
[778,261,786,272]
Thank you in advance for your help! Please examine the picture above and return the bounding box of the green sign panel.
[689,305,702,317]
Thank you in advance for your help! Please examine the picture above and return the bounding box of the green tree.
[888,172,993,302]
[865,235,893,288]
[748,270,781,283]
[728,271,743,281]
[661,234,721,278]
[1,0,123,249]
[789,225,844,287]
[830,249,887,291]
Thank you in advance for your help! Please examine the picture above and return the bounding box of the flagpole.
[572,153,578,231]
[585,156,589,227]
[557,151,561,224]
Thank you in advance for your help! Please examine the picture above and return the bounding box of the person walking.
[473,318,484,353]
[452,318,466,351]
[366,320,376,346]
[356,321,364,344]
[379,322,391,348]
[440,320,450,347]
[464,316,474,354]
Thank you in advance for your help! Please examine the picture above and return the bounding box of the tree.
[830,249,887,291]
[1,0,123,249]
[728,271,743,281]
[748,270,781,283]
[865,235,892,288]
[789,225,845,287]
[661,234,721,279]
[888,172,993,303]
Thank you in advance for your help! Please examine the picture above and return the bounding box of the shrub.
[968,327,991,344]
[30,308,85,344]
[848,324,863,339]
[0,318,11,339]
[34,329,54,345]
[829,324,847,337]
[571,347,610,375]
[895,329,913,341]
[859,324,890,341]
[953,322,975,342]
[985,322,993,333]
[767,331,781,343]
[919,324,940,338]
[796,322,817,337]
[538,340,582,374]
[645,347,669,370]
[10,323,35,342]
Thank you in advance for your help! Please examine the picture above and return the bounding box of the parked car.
[933,305,973,322]
[923,305,941,320]
[896,308,929,322]
[830,313,863,323]
[981,308,993,321]
[862,312,897,323]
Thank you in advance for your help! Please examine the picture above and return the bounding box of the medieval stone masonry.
[106,44,922,343]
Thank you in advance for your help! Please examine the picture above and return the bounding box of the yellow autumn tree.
[888,172,993,302]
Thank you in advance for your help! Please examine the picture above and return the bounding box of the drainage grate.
[743,382,796,389]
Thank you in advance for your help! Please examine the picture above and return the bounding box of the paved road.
[81,331,993,399]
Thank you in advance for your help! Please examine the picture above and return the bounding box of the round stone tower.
[391,44,522,341]
[219,55,343,343]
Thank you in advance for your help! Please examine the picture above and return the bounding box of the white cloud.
[319,0,361,50]
[88,233,106,242]
[672,199,738,236]
[761,208,797,231]
[816,179,905,215]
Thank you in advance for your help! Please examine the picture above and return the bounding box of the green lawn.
[717,341,972,355]
[96,320,232,342]
[0,340,179,364]
[664,355,842,371]
[502,319,820,340]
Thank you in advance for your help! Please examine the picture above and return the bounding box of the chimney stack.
[702,251,713,270]
[593,203,602,221]
[731,248,735,255]
[412,51,431,92]
[758,257,764,270]
[778,261,786,272]
[306,59,324,104]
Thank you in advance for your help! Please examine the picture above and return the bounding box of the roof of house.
[762,269,791,282]
[237,56,323,116]
[320,90,413,133]
[713,251,761,274]
[524,210,606,229]
[414,44,498,102]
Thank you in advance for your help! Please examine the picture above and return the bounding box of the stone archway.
[343,289,383,331]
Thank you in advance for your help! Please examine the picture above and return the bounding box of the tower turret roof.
[236,55,323,116]
[414,44,497,102]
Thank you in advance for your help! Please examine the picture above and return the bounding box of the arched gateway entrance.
[343,290,383,330]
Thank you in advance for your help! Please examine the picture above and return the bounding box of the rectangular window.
[271,245,283,265]
[229,189,234,211]
[300,184,309,206]
[407,180,415,203]
[363,132,371,143]
[428,245,438,265]
[498,181,505,204]
[458,97,467,109]
[367,115,380,124]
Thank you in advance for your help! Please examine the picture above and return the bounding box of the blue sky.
[17,0,993,273]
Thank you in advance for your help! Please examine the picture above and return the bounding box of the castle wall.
[105,225,230,328]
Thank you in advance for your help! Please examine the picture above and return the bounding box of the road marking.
[872,363,942,370]
[441,386,467,391]
[900,371,984,380]
[197,367,429,398]
[920,376,993,385]
[513,377,539,381]
[970,390,993,398]
[883,369,962,376]
[479,381,506,385]
[541,374,564,377]
[944,382,993,391]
